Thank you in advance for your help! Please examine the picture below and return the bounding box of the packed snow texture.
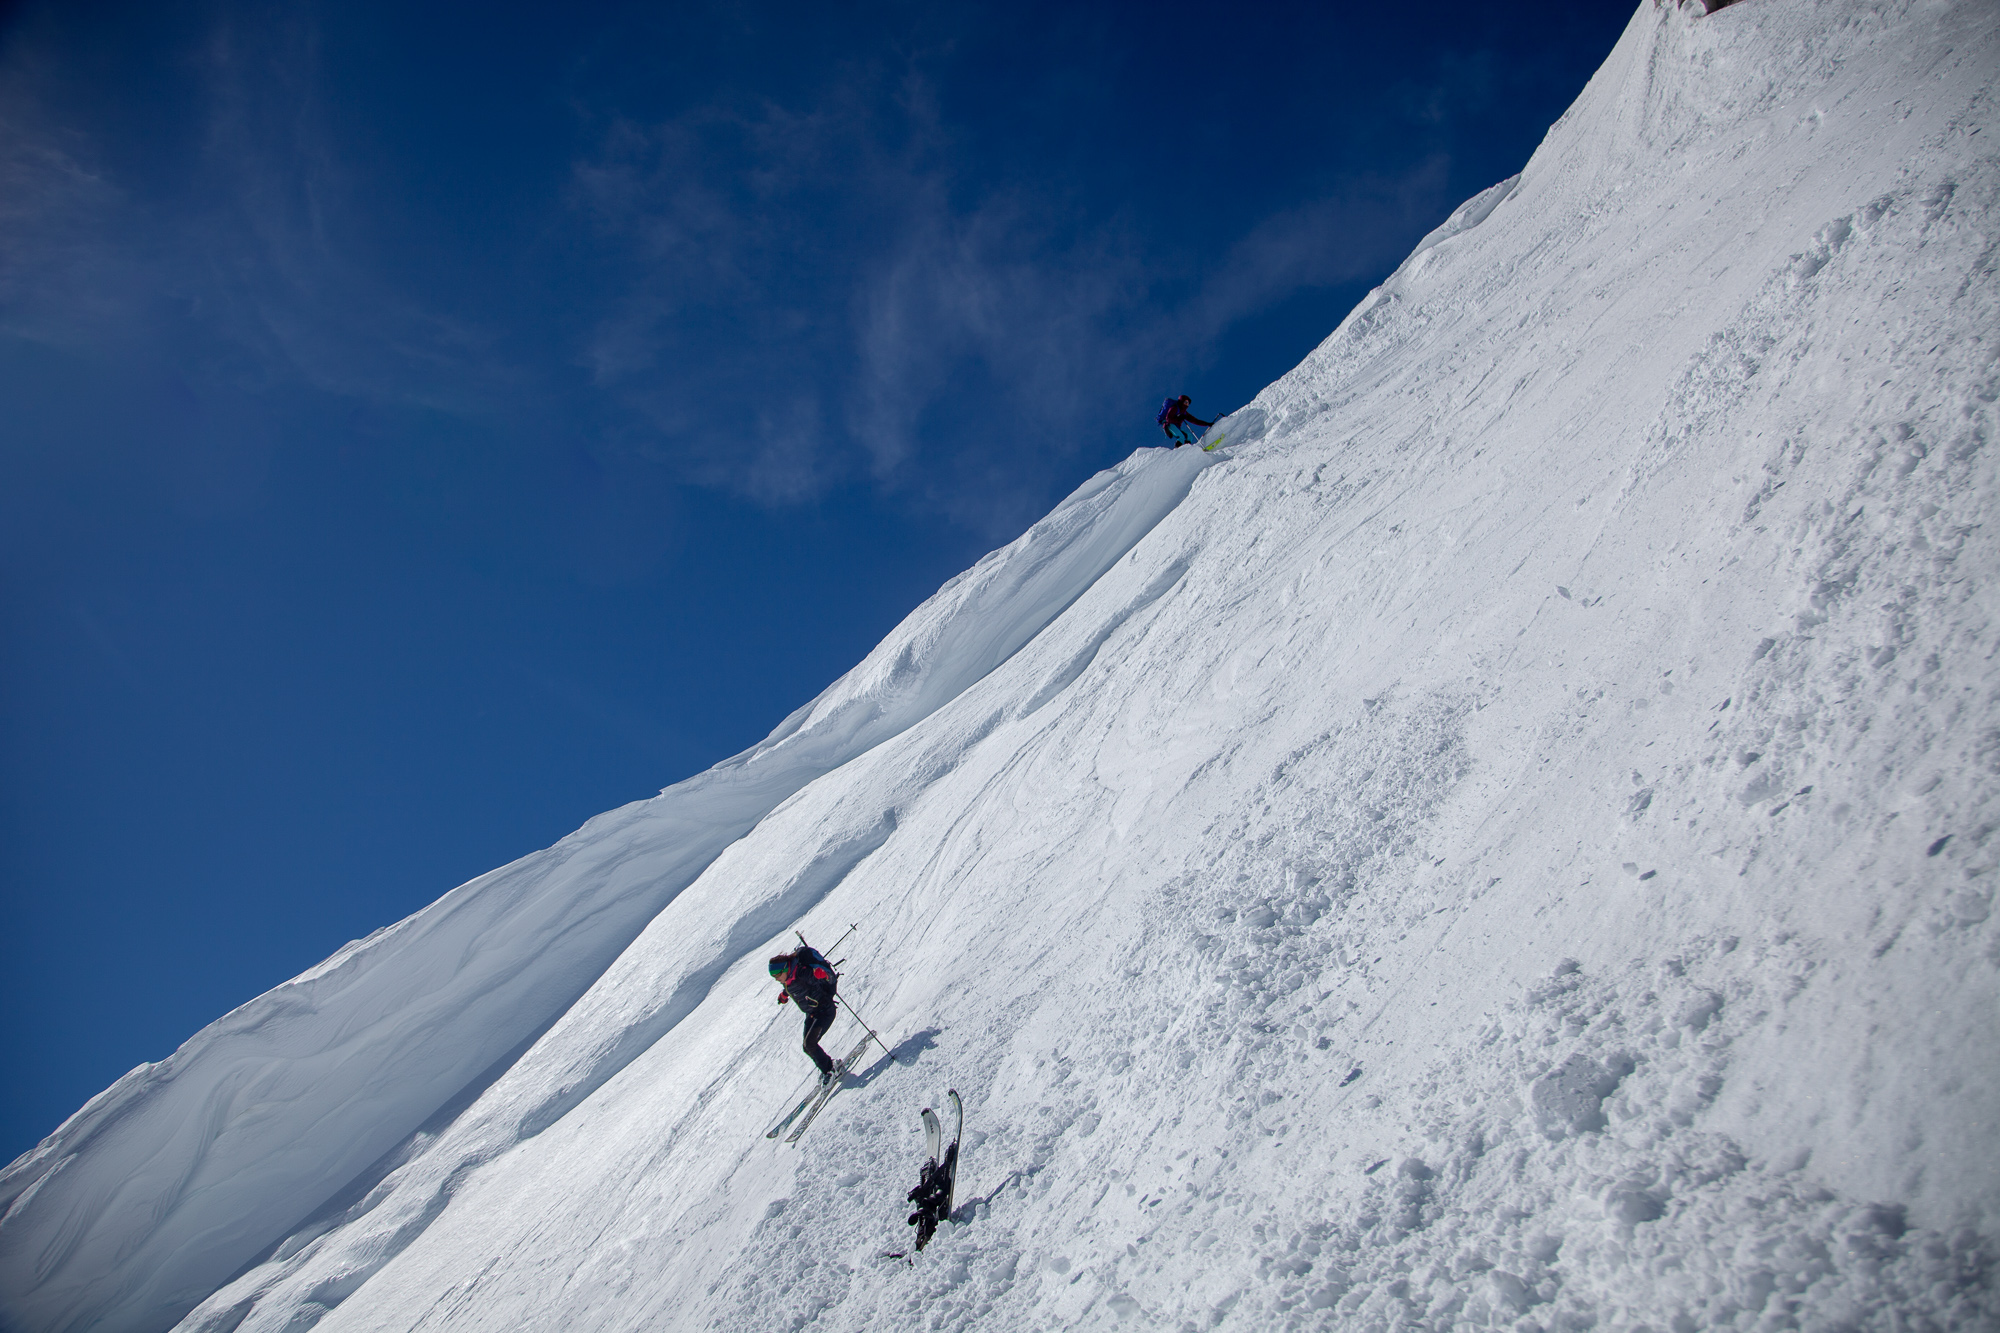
[6,1,1999,1330]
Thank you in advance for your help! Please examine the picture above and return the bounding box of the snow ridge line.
[0,446,1215,1333]
[174,811,904,1333]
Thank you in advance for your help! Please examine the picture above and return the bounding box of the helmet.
[1179,394,1191,403]
[768,956,791,979]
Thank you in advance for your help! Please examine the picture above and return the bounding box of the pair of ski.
[882,1090,962,1260]
[764,1036,872,1145]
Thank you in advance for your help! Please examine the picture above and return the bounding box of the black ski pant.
[800,999,837,1075]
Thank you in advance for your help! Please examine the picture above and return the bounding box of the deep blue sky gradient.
[0,0,1635,1158]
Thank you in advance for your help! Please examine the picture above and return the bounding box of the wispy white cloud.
[0,48,145,351]
[0,4,510,418]
[186,12,512,411]
[570,50,1454,535]
[1190,158,1451,332]
[1,0,1468,539]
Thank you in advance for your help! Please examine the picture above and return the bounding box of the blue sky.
[0,0,1633,1158]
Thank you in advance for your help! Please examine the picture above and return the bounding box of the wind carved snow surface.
[0,440,1210,1333]
[8,0,2000,1330]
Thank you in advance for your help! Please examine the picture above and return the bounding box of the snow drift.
[6,1,1998,1330]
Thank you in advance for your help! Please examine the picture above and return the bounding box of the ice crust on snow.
[7,1,2000,1330]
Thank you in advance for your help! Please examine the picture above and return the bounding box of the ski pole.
[797,923,859,958]
[837,994,898,1065]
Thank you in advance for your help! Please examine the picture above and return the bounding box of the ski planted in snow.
[784,1037,873,1145]
[905,1089,963,1251]
[943,1089,962,1221]
[1201,430,1227,452]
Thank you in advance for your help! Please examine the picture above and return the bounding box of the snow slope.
[10,1,2000,1330]
[0,447,1208,1333]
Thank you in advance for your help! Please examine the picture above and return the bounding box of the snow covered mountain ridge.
[6,2,1998,1330]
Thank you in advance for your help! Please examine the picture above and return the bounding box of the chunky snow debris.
[6,1,1999,1330]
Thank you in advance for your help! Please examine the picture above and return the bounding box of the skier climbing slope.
[768,945,840,1085]
[1156,394,1213,447]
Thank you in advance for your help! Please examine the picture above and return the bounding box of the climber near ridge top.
[769,945,841,1086]
[1157,394,1213,447]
